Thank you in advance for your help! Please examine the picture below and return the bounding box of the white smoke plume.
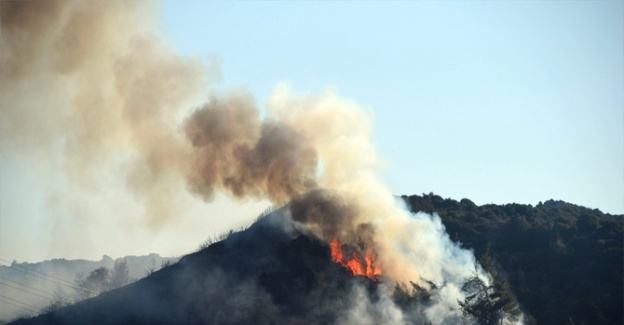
[338,285,407,325]
[1,1,521,323]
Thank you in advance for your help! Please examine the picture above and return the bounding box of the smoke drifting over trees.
[1,1,524,324]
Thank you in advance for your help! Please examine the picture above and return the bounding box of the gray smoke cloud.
[338,285,408,325]
[1,0,206,228]
[0,1,523,323]
[183,93,318,203]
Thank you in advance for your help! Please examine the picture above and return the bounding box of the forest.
[402,194,623,325]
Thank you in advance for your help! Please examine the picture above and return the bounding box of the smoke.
[1,1,520,323]
[338,285,407,325]
[183,92,318,203]
[266,89,495,322]
[1,0,208,230]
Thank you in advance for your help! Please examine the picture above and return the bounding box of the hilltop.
[9,212,389,325]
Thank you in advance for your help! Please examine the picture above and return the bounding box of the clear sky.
[1,1,622,264]
[159,1,623,213]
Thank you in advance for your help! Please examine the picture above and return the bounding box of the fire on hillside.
[329,239,381,280]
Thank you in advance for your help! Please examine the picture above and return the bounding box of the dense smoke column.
[183,94,319,204]
[0,0,207,227]
[288,190,354,239]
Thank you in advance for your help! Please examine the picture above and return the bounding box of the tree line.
[402,193,623,325]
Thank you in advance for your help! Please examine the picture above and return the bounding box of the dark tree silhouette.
[459,272,521,325]
[75,267,110,300]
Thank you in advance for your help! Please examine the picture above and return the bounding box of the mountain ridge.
[6,195,622,325]
[402,193,623,325]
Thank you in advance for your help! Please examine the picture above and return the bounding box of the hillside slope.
[10,212,388,325]
[403,194,623,325]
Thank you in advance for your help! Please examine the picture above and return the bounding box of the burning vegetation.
[330,239,382,280]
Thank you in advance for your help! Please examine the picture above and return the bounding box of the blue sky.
[160,1,623,214]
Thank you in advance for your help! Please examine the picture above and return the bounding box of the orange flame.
[330,239,343,262]
[329,239,381,280]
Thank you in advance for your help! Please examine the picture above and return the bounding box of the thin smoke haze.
[1,1,521,323]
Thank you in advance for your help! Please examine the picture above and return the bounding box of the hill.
[9,212,395,325]
[9,204,520,325]
[402,194,623,325]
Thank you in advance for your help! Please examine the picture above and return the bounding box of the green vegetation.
[402,194,623,325]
